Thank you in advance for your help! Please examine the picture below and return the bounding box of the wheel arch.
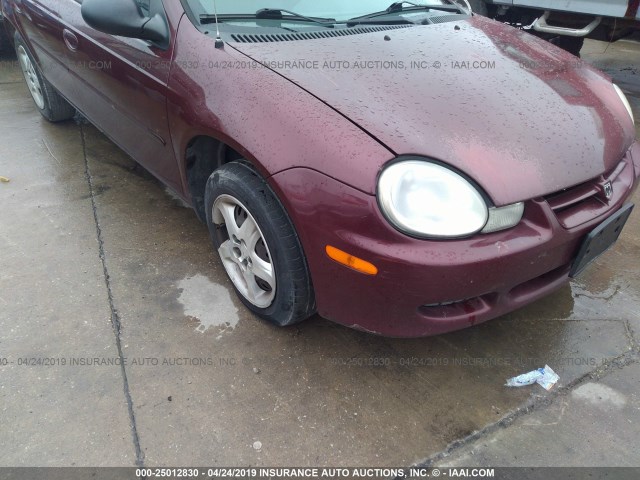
[1,14,16,50]
[183,134,270,223]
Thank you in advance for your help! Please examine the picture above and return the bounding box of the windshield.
[191,0,452,22]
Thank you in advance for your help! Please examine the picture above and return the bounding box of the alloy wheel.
[212,194,276,308]
[17,45,45,110]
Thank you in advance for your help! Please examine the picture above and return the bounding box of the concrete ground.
[0,33,639,468]
[433,35,640,469]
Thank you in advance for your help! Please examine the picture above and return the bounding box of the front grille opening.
[508,263,570,303]
[544,160,630,229]
[545,180,601,214]
[418,293,497,321]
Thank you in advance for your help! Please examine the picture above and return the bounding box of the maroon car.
[2,0,638,336]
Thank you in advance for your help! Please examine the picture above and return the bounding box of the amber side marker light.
[325,245,378,275]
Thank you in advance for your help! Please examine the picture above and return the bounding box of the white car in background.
[468,0,640,55]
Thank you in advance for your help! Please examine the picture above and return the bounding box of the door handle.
[63,29,79,51]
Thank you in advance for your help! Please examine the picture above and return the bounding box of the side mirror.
[81,0,169,48]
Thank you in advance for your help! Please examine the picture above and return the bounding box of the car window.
[194,0,451,22]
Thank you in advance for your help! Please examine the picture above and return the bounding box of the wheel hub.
[231,235,254,271]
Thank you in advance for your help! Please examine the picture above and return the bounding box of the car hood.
[230,16,636,205]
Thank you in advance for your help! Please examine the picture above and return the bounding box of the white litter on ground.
[505,365,559,390]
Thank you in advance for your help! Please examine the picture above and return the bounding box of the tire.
[466,0,488,16]
[204,161,315,326]
[14,33,75,122]
[0,23,10,54]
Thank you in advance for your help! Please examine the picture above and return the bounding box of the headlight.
[613,84,634,125]
[378,160,488,238]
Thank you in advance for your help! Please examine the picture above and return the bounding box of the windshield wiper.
[200,8,335,28]
[389,0,465,14]
[256,8,335,26]
[347,1,462,25]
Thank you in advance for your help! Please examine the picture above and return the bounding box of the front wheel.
[0,23,10,54]
[14,33,75,122]
[204,162,315,326]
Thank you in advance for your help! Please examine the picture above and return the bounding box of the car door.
[11,0,68,83]
[54,0,181,191]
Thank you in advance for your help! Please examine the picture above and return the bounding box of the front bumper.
[270,142,640,337]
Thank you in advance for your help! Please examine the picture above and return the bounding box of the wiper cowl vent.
[229,24,413,43]
[425,13,470,24]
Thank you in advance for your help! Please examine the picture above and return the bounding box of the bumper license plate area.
[570,203,634,278]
